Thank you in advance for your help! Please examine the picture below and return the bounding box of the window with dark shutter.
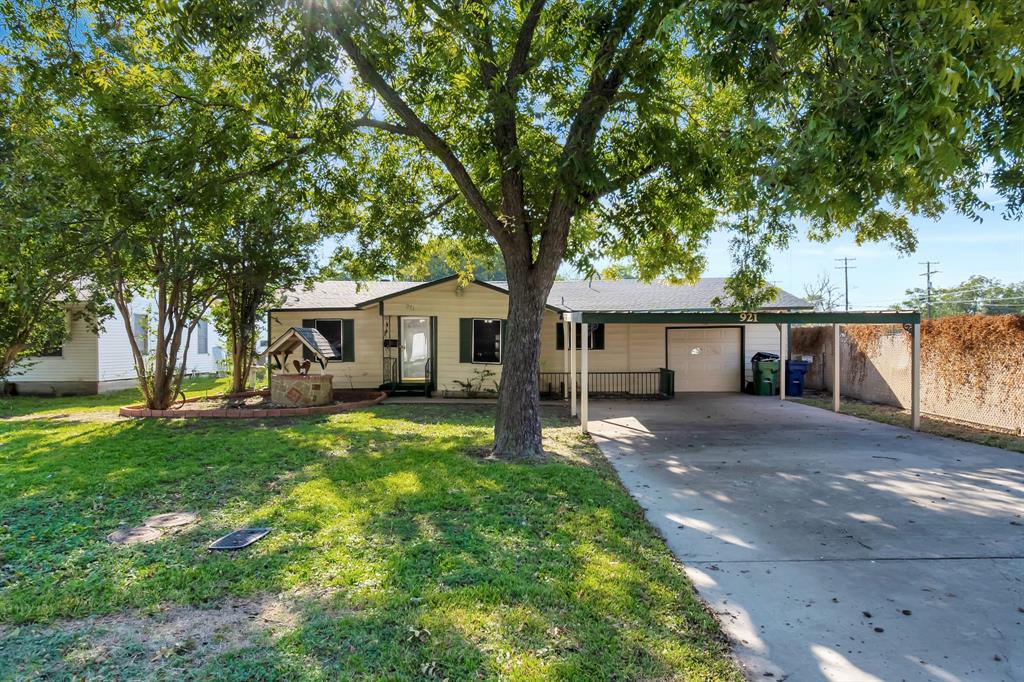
[315,320,343,356]
[459,318,473,363]
[302,318,316,361]
[472,319,502,363]
[341,319,355,361]
[555,322,604,350]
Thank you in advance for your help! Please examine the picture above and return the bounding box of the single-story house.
[8,298,224,396]
[268,276,815,398]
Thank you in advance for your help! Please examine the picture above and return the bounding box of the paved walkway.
[588,395,1023,681]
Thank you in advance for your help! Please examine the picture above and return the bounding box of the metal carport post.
[570,309,922,434]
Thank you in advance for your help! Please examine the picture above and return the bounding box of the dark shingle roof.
[275,277,811,312]
[265,326,340,363]
[293,327,340,359]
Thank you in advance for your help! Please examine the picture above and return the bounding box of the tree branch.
[463,2,534,254]
[352,117,414,136]
[332,28,510,249]
[585,161,663,203]
[505,0,547,93]
[535,5,677,279]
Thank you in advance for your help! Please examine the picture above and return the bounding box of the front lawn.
[0,386,739,680]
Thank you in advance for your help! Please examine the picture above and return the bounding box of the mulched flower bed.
[119,389,387,419]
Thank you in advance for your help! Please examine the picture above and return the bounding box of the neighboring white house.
[9,297,224,396]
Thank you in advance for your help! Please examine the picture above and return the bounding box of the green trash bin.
[751,353,780,396]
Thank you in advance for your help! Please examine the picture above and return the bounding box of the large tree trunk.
[492,268,552,458]
[0,342,26,383]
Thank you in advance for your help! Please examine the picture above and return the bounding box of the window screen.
[472,319,502,363]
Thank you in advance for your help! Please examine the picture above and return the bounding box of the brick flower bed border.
[119,389,388,419]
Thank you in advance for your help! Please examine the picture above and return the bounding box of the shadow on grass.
[0,376,235,419]
[0,405,738,680]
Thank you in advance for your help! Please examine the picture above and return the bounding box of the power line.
[919,261,940,319]
[911,296,1024,305]
[835,257,856,311]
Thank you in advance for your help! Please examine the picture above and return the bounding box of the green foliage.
[175,0,1021,302]
[210,177,323,392]
[599,263,638,280]
[451,367,500,397]
[2,1,322,405]
[0,57,109,380]
[0,396,740,680]
[896,275,1024,317]
[395,237,507,282]
[8,0,1023,451]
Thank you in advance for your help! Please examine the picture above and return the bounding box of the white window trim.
[471,318,503,364]
[314,318,344,359]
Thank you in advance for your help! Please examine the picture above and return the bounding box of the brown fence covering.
[792,315,1024,434]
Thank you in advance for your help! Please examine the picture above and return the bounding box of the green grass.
[0,386,739,680]
[796,394,1024,454]
[0,375,233,419]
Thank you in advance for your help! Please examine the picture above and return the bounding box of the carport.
[586,395,1023,680]
[562,309,923,432]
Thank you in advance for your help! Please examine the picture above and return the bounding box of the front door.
[400,317,431,382]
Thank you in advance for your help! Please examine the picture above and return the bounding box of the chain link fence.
[792,316,1024,436]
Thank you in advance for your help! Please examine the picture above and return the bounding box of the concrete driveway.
[588,395,1023,681]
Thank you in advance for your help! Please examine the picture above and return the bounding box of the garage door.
[667,327,742,392]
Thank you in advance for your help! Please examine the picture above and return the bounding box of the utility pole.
[835,257,857,311]
[919,261,940,318]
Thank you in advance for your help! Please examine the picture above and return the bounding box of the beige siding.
[540,321,782,388]
[271,276,786,394]
[382,280,511,393]
[10,307,98,383]
[269,307,383,388]
[743,324,782,382]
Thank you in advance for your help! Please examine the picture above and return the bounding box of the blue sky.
[324,196,1022,311]
[567,180,1022,309]
[695,205,1023,310]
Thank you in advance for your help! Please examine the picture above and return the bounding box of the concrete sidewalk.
[588,395,1023,681]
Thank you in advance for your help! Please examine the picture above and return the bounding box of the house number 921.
[739,312,758,322]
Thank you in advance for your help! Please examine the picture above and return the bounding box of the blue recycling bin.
[785,359,810,397]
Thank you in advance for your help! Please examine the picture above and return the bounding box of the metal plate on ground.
[208,528,271,551]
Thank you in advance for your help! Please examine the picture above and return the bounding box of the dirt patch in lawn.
[181,389,383,412]
[0,588,346,679]
[120,389,387,419]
